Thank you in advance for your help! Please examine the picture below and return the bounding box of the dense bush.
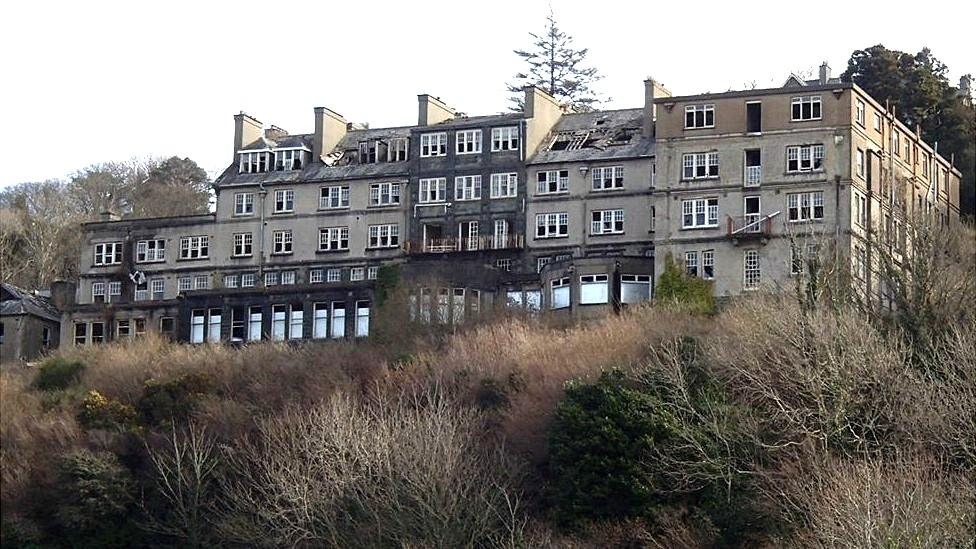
[77,390,137,430]
[654,254,715,313]
[32,357,85,391]
[138,372,215,427]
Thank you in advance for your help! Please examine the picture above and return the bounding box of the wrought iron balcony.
[403,234,524,254]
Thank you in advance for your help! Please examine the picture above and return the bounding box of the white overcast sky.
[1,0,971,187]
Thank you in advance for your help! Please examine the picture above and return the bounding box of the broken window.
[536,170,569,194]
[591,209,624,235]
[274,149,305,171]
[94,242,123,266]
[786,144,824,172]
[420,133,447,157]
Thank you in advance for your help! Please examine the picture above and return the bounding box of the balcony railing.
[744,165,761,187]
[727,212,780,241]
[403,234,524,254]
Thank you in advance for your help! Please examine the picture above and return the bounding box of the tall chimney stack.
[819,62,831,85]
[643,78,671,138]
[233,112,263,162]
[522,86,564,158]
[418,94,455,126]
[313,107,348,161]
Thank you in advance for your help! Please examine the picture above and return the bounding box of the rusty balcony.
[727,212,779,244]
[402,234,524,254]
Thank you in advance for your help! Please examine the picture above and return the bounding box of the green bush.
[77,390,138,430]
[548,369,665,527]
[137,372,215,427]
[654,254,716,314]
[32,357,85,391]
[52,450,141,547]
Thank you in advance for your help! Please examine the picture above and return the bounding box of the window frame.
[420,132,447,157]
[684,104,715,129]
[536,170,569,194]
[318,227,350,252]
[319,185,350,210]
[591,166,625,191]
[273,189,295,213]
[786,144,825,172]
[272,230,293,255]
[590,209,625,235]
[535,212,569,239]
[455,129,482,155]
[233,232,253,257]
[369,182,401,207]
[179,236,209,260]
[489,172,518,198]
[680,198,719,229]
[367,224,400,249]
[454,175,482,201]
[791,96,822,121]
[135,239,166,263]
[93,242,123,266]
[490,126,519,151]
[681,153,719,180]
[787,191,825,222]
[418,178,447,203]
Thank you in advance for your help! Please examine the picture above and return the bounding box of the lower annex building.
[59,66,961,346]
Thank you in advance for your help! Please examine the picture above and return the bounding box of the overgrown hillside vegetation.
[2,223,974,548]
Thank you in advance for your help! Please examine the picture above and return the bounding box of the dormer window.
[274,149,305,171]
[239,151,271,173]
[358,137,409,163]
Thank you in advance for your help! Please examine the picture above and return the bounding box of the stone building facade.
[59,68,962,345]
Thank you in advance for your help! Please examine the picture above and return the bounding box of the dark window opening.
[746,102,762,133]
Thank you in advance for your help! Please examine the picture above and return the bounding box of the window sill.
[680,177,720,182]
[535,235,569,240]
[683,126,715,131]
[272,211,295,216]
[790,118,823,123]
[318,207,350,212]
[590,232,625,237]
[365,246,399,251]
[367,203,401,209]
[176,257,210,262]
[490,148,519,153]
[680,226,719,231]
[786,219,824,224]
[784,170,825,176]
[232,213,254,218]
[591,187,625,192]
[316,249,350,254]
[489,195,517,200]
[230,254,253,259]
[456,151,482,156]
[420,154,447,159]
[270,252,293,256]
[535,191,570,197]
[135,260,166,265]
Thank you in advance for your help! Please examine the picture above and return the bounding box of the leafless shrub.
[217,388,526,548]
[778,453,975,548]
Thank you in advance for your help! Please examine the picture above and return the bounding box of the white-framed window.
[248,306,262,341]
[856,148,865,178]
[419,178,447,203]
[319,186,350,209]
[461,220,480,250]
[621,275,651,304]
[536,170,569,194]
[787,191,825,222]
[350,267,365,281]
[367,266,379,280]
[855,99,865,126]
[681,198,719,229]
[241,273,256,288]
[873,112,882,132]
[535,212,569,238]
[289,307,303,339]
[790,243,818,275]
[281,271,296,285]
[536,256,551,273]
[651,160,657,188]
[194,275,209,290]
[893,131,901,157]
[550,277,570,309]
[224,274,239,288]
[579,274,609,304]
[855,192,867,227]
[134,280,149,301]
[420,132,447,157]
[178,277,192,292]
[235,193,254,217]
[309,269,324,284]
[355,301,370,337]
[115,319,131,338]
[274,149,305,171]
[493,219,509,249]
[272,230,293,254]
[456,129,482,154]
[94,242,122,265]
[273,189,294,213]
[685,251,699,277]
[490,173,517,198]
[744,250,761,290]
[455,175,482,201]
[190,310,206,343]
[265,271,280,287]
[491,126,519,151]
[238,151,270,174]
[233,233,253,256]
[150,278,165,299]
[135,239,166,263]
[388,137,409,162]
[684,104,715,129]
[313,303,328,339]
[682,152,719,179]
[786,144,825,172]
[327,268,341,282]
[319,227,349,251]
[650,205,656,232]
[591,166,624,190]
[791,96,822,121]
[208,308,222,343]
[702,250,714,280]
[91,281,106,301]
[108,281,121,298]
[179,236,209,260]
[591,209,624,235]
[369,182,401,206]
[271,305,287,341]
[496,258,512,271]
[368,224,400,248]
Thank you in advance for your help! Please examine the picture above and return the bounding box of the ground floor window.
[191,310,205,343]
[579,274,609,304]
[208,308,222,343]
[314,303,328,339]
[272,305,287,341]
[621,275,651,304]
[331,302,346,338]
[744,250,761,290]
[289,307,304,340]
[356,301,370,337]
[248,306,262,341]
[551,278,570,309]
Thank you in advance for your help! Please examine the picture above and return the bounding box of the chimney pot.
[819,62,831,85]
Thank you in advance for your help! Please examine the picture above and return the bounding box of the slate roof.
[0,283,60,321]
[529,108,653,164]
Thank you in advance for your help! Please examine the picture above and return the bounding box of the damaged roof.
[240,134,312,151]
[529,108,653,164]
[0,283,60,321]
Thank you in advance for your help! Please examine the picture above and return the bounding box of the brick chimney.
[643,77,671,138]
[819,62,831,85]
[313,107,348,161]
[523,86,563,158]
[264,125,288,142]
[418,94,455,125]
[233,112,263,161]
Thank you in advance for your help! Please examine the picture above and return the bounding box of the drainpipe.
[258,183,268,280]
